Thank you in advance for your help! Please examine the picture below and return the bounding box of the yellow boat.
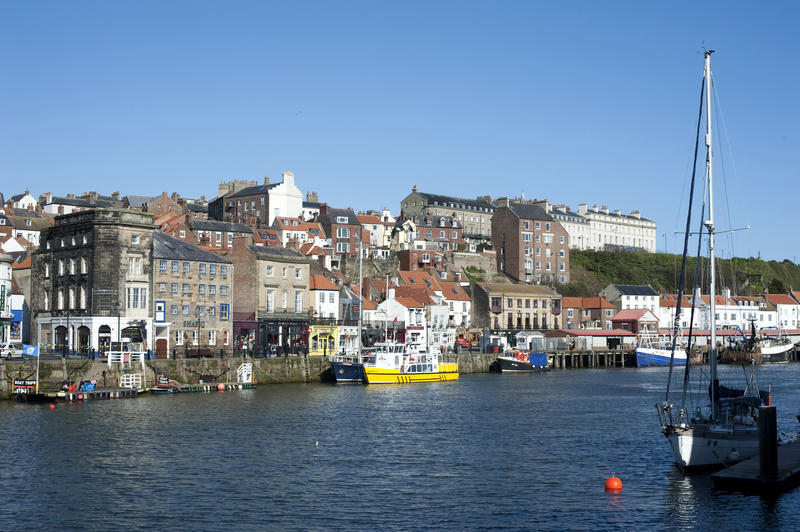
[362,345,459,385]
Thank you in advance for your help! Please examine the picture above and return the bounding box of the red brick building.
[491,201,570,285]
[318,205,361,259]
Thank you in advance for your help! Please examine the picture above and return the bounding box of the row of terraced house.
[1,171,677,357]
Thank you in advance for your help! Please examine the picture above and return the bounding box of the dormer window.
[336,216,348,224]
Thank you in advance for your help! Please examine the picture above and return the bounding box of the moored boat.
[330,359,366,384]
[362,346,458,384]
[150,376,181,394]
[658,51,767,471]
[636,346,687,367]
[493,351,549,372]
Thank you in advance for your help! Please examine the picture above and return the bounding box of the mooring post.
[759,405,778,480]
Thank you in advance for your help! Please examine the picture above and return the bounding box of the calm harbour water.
[2,364,799,530]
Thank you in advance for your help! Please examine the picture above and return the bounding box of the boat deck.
[711,440,800,493]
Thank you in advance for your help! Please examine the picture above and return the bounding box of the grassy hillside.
[558,250,800,297]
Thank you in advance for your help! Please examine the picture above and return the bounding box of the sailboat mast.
[357,242,363,363]
[704,50,718,418]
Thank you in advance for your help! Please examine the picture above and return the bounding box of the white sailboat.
[657,51,767,470]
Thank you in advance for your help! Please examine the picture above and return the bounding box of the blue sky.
[2,1,798,262]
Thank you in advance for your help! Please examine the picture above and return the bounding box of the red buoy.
[605,476,623,493]
[76,394,83,400]
[49,404,56,410]
[217,383,226,392]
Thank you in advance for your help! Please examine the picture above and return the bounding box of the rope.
[666,73,705,403]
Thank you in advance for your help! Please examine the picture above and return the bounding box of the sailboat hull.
[664,424,759,470]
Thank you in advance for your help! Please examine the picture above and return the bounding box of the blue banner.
[23,344,39,357]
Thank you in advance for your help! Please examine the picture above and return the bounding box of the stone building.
[400,186,494,246]
[228,239,311,356]
[491,201,570,285]
[31,209,157,354]
[472,282,562,331]
[152,231,234,358]
[400,213,463,252]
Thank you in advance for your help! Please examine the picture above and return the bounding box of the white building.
[310,274,339,320]
[601,284,659,314]
[0,252,12,345]
[764,294,800,329]
[533,201,591,251]
[377,288,427,353]
[267,171,303,226]
[439,281,471,329]
[10,189,37,211]
[578,203,657,252]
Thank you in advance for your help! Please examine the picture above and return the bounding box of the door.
[156,339,168,359]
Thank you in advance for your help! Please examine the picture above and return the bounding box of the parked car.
[0,343,24,359]
[455,337,472,350]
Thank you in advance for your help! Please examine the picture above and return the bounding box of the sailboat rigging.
[658,51,768,470]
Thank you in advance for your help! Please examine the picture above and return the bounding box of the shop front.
[256,315,310,357]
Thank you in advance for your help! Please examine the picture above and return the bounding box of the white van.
[0,343,24,359]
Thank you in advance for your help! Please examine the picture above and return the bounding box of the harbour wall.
[0,353,496,398]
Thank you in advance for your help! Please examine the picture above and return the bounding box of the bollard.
[759,405,778,480]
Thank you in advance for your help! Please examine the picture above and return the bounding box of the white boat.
[657,51,767,471]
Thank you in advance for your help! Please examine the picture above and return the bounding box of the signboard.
[0,285,5,312]
[183,320,205,328]
[13,379,37,394]
[92,289,117,296]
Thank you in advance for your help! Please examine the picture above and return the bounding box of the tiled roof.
[439,281,470,301]
[153,231,232,263]
[399,271,441,291]
[546,328,637,337]
[357,214,383,225]
[310,274,338,291]
[190,220,252,233]
[478,282,559,297]
[248,245,306,260]
[417,192,495,212]
[612,284,658,296]
[226,183,278,198]
[611,309,657,321]
[765,294,797,305]
[394,296,425,308]
[320,207,360,225]
[562,296,615,309]
[125,195,157,208]
[508,203,553,221]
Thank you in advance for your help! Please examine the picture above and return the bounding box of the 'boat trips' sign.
[13,379,37,394]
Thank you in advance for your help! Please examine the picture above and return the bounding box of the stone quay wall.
[1,353,496,398]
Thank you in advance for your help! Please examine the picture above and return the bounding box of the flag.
[23,344,39,357]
